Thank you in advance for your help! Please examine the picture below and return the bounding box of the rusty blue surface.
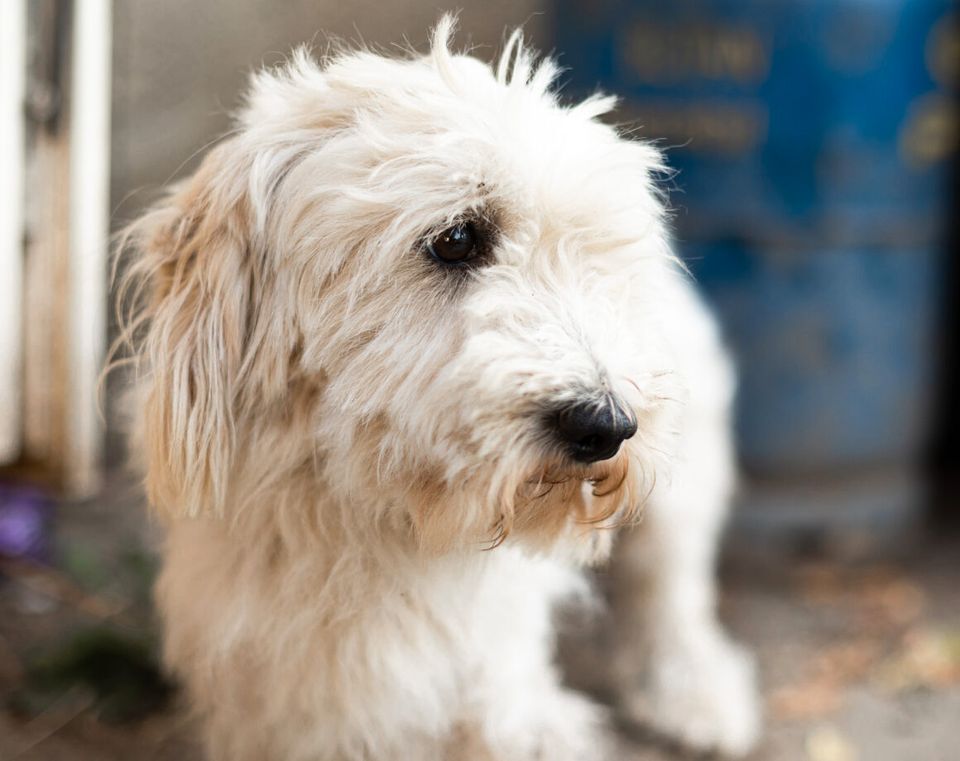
[555,0,954,244]
[555,0,954,473]
[687,241,938,470]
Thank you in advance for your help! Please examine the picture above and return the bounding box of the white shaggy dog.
[119,18,759,761]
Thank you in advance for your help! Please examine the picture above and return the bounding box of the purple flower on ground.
[0,485,52,561]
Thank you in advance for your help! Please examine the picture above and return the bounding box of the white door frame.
[68,0,113,494]
[2,0,112,495]
[0,0,28,464]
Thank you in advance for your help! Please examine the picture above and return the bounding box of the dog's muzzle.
[549,394,637,464]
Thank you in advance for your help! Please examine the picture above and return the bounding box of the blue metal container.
[556,0,955,475]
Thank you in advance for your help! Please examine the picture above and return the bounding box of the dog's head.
[121,18,687,557]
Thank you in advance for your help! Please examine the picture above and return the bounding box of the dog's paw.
[527,689,613,761]
[617,632,761,757]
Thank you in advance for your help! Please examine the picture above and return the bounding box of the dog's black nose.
[551,395,637,464]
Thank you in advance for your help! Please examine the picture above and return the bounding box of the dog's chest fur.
[156,517,584,758]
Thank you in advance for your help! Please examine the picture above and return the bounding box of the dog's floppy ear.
[122,142,291,518]
[117,54,346,519]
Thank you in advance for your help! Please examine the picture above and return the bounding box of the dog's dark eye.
[426,222,479,265]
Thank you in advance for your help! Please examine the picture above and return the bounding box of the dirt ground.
[1,484,958,761]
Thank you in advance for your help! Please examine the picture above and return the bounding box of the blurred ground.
[0,482,958,761]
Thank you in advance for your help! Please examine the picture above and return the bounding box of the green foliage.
[9,626,173,723]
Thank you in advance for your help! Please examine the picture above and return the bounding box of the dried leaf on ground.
[805,725,859,761]
[770,679,844,722]
[873,625,960,694]
[813,639,883,682]
[796,564,925,631]
[856,574,926,630]
[769,638,882,721]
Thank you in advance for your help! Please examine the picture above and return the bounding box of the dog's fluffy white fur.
[119,18,760,760]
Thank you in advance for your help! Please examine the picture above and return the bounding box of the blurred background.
[1,1,958,759]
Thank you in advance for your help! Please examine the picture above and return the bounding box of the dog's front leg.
[607,407,761,757]
[450,553,615,761]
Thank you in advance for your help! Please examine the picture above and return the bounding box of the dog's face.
[126,20,685,555]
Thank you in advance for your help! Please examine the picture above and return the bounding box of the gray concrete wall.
[110,0,551,221]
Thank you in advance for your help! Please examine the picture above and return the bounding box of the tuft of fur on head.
[112,15,684,561]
